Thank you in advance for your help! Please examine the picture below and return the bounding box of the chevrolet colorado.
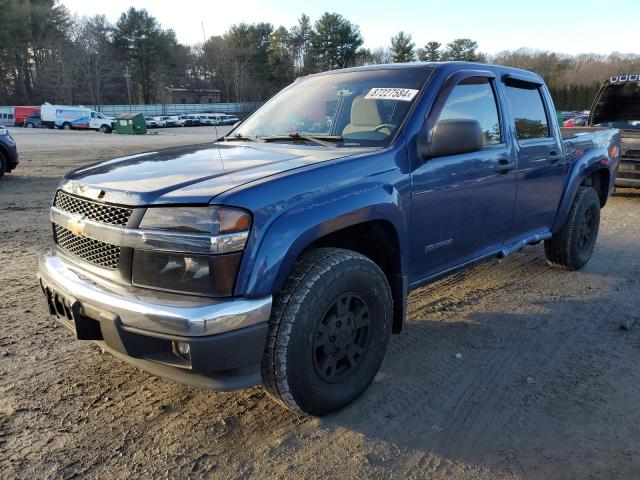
[38,62,620,415]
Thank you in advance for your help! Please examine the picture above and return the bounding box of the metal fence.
[93,102,263,118]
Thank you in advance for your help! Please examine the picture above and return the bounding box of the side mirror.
[418,118,484,159]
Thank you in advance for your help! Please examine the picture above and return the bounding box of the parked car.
[0,125,19,178]
[144,116,158,128]
[220,114,240,125]
[168,115,188,127]
[560,111,581,121]
[184,114,202,126]
[590,74,640,188]
[38,62,620,416]
[563,114,589,127]
[205,114,223,125]
[23,114,42,128]
[158,116,175,127]
[151,116,167,128]
[197,114,213,126]
[207,113,240,125]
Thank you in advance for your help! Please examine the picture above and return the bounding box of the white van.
[41,104,113,132]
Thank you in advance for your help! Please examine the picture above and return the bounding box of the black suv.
[0,126,19,178]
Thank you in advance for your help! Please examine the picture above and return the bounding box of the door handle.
[493,158,515,173]
[548,151,562,163]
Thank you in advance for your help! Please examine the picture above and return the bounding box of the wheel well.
[581,169,609,207]
[305,220,405,333]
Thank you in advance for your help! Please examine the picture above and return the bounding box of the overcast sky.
[60,0,637,56]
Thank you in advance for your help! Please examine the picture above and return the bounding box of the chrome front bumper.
[37,252,272,337]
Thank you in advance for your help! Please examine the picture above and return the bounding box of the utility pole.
[124,65,132,107]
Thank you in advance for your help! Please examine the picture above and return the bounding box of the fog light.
[172,341,191,362]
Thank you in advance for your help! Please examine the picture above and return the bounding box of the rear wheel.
[62,122,71,130]
[261,248,392,416]
[545,186,600,270]
[26,122,34,128]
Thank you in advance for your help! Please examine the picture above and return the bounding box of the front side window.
[233,68,433,147]
[437,77,502,145]
[505,83,551,140]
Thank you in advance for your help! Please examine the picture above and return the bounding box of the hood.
[61,142,373,206]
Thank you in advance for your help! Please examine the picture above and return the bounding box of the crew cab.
[38,63,620,416]
[589,74,640,187]
[0,125,19,178]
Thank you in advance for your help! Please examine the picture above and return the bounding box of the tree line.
[1,1,639,110]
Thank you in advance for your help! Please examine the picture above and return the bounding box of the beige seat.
[342,96,391,136]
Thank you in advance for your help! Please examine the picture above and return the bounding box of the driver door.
[409,73,516,283]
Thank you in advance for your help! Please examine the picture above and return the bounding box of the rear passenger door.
[501,79,565,242]
[410,72,516,283]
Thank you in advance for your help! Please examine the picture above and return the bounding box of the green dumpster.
[115,112,147,135]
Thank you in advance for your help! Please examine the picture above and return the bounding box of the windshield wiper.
[223,133,264,143]
[262,132,343,147]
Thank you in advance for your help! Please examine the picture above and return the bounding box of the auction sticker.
[365,87,419,101]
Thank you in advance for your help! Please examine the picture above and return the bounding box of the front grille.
[54,191,132,226]
[54,225,121,269]
[618,170,640,180]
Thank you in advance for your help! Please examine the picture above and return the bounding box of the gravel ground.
[1,127,639,479]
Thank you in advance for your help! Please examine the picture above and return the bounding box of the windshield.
[591,80,640,127]
[232,68,432,147]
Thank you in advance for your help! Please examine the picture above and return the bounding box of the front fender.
[551,145,612,233]
[237,182,408,298]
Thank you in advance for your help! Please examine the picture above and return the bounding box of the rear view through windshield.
[591,79,640,129]
[233,68,433,147]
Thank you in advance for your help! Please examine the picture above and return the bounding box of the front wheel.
[544,186,601,270]
[261,248,392,416]
[62,122,71,130]
[100,125,111,133]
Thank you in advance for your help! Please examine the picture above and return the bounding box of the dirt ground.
[1,127,639,480]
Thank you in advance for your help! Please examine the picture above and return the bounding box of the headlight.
[133,206,251,296]
[132,250,242,296]
[139,206,251,253]
[0,128,8,136]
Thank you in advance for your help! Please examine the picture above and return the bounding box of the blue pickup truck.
[38,62,620,415]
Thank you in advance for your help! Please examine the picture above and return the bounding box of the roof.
[307,61,544,84]
[116,112,143,120]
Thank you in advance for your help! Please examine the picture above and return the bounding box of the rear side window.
[505,84,551,140]
[438,77,501,145]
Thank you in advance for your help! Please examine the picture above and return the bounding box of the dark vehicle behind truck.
[38,62,620,416]
[590,74,640,187]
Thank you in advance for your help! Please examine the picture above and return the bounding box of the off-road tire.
[261,247,393,416]
[544,186,601,270]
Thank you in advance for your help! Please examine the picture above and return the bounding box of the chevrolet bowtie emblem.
[68,216,86,237]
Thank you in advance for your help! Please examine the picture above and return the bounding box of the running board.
[499,231,552,258]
